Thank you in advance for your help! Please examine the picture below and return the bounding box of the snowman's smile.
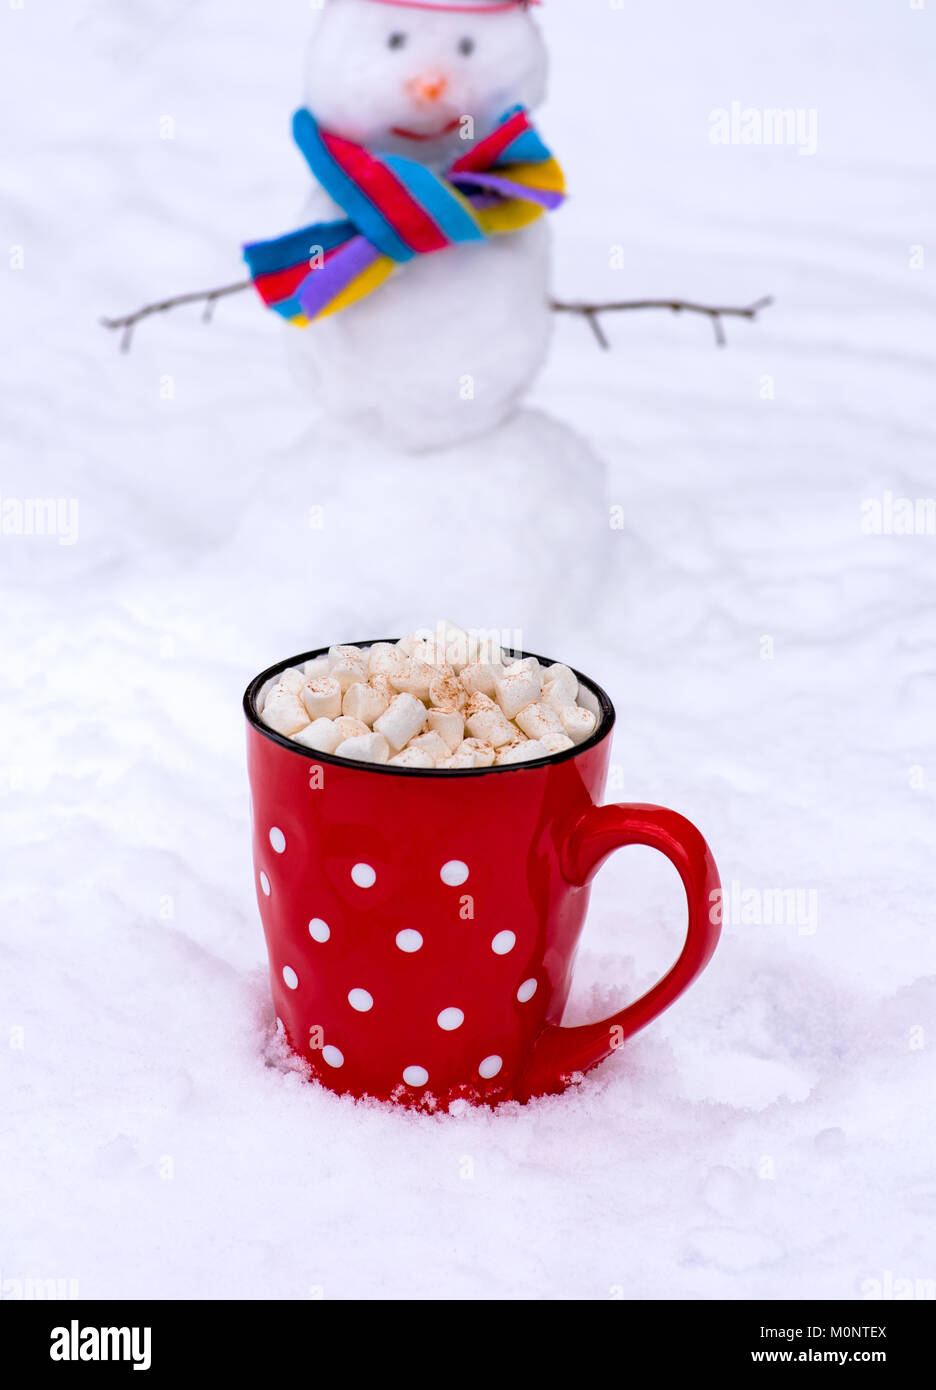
[390,116,462,141]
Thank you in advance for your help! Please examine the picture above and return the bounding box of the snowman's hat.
[360,0,537,13]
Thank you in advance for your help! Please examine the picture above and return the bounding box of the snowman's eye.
[457,37,475,57]
[387,32,407,50]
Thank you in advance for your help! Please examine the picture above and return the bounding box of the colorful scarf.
[243,105,565,326]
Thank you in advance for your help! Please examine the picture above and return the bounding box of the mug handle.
[516,803,721,1100]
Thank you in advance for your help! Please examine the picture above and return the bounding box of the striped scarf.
[244,105,565,325]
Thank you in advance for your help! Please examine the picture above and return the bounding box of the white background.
[1,0,934,1299]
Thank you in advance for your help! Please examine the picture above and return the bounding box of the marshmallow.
[367,642,407,678]
[440,750,482,768]
[540,731,575,755]
[543,663,579,705]
[277,667,307,694]
[389,747,436,768]
[503,657,541,678]
[460,660,504,697]
[261,684,310,736]
[301,675,342,721]
[396,633,421,655]
[464,704,515,748]
[291,717,343,753]
[428,670,467,713]
[328,644,366,666]
[342,680,390,726]
[456,738,496,767]
[515,701,563,741]
[374,692,428,752]
[335,731,391,764]
[494,664,542,720]
[389,657,434,701]
[328,649,368,691]
[406,731,451,764]
[559,704,597,744]
[301,656,330,679]
[333,715,371,741]
[495,739,549,765]
[427,709,464,752]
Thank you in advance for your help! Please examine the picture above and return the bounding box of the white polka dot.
[491,930,516,955]
[517,977,538,1002]
[322,1045,344,1068]
[395,929,423,953]
[437,1007,464,1031]
[308,918,330,943]
[478,1054,503,1079]
[351,862,376,888]
[348,988,374,1012]
[259,871,271,896]
[269,827,286,854]
[403,1065,428,1087]
[282,966,299,990]
[440,859,469,886]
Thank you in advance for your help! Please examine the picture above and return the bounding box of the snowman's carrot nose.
[406,72,449,103]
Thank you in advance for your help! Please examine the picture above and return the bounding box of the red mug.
[244,643,721,1110]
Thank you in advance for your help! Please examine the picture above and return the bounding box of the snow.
[1,0,935,1301]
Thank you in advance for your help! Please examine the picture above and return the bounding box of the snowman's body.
[288,0,553,450]
[291,183,551,450]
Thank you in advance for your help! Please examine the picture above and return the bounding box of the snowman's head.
[303,0,548,161]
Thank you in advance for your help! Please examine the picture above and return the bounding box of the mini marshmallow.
[464,705,515,749]
[368,642,407,678]
[396,633,421,655]
[335,731,390,764]
[515,701,563,741]
[440,750,482,768]
[495,739,549,765]
[460,660,504,697]
[389,658,434,701]
[540,731,575,755]
[406,731,451,764]
[291,717,343,754]
[301,675,342,721]
[374,692,428,752]
[277,667,308,694]
[543,663,579,706]
[389,747,436,768]
[455,738,496,767]
[329,656,368,692]
[427,709,464,752]
[494,665,543,720]
[262,685,310,736]
[301,656,330,679]
[559,704,597,744]
[328,644,365,666]
[503,657,541,678]
[333,715,371,741]
[428,670,467,713]
[342,680,390,726]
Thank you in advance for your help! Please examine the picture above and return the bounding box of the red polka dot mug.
[244,644,722,1110]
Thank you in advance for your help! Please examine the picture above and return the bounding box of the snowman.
[267,0,554,451]
[239,0,610,639]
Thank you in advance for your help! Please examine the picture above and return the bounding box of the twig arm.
[99,278,253,352]
[550,295,774,348]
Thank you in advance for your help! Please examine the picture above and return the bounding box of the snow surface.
[1,0,934,1300]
